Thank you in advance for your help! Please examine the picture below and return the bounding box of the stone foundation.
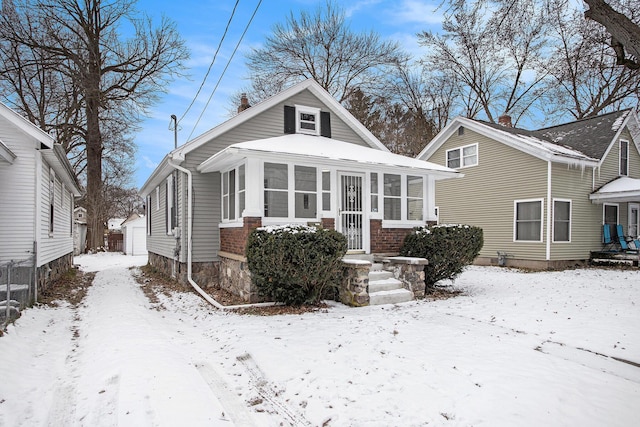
[148,252,219,289]
[218,251,263,303]
[37,252,73,292]
[382,256,427,298]
[340,259,371,306]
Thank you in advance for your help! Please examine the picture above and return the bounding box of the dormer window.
[296,105,321,135]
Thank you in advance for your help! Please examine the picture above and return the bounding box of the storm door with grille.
[339,173,365,251]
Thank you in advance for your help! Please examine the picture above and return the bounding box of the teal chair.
[615,224,639,253]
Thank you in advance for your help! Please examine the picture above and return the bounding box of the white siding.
[0,117,38,264]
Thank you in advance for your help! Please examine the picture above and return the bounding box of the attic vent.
[458,126,464,136]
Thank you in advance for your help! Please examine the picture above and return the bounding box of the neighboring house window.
[370,172,378,213]
[604,203,619,228]
[146,195,152,235]
[264,162,288,217]
[155,187,160,211]
[514,199,543,242]
[322,170,331,211]
[49,169,55,236]
[407,176,423,221]
[166,174,176,234]
[446,143,478,169]
[383,174,401,220]
[619,139,629,176]
[553,199,571,242]
[294,166,317,218]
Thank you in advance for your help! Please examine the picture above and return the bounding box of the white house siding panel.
[431,129,549,261]
[38,158,74,267]
[0,119,37,264]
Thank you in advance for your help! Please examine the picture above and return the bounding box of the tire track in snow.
[237,353,312,427]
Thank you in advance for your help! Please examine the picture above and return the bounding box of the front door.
[339,173,365,252]
[629,204,639,237]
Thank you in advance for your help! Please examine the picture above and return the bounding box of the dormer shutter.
[284,105,295,134]
[320,111,331,138]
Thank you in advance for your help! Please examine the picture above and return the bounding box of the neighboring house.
[140,79,459,300]
[0,101,83,297]
[418,110,640,269]
[121,213,147,256]
[73,206,87,255]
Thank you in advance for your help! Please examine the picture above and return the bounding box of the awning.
[197,134,460,180]
[590,177,640,203]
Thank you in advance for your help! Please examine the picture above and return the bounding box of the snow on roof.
[198,134,459,177]
[590,177,640,203]
[611,110,631,132]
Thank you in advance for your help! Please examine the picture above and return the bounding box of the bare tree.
[583,0,640,70]
[418,0,551,125]
[0,0,188,249]
[244,0,406,104]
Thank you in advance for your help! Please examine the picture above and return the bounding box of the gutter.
[167,160,275,311]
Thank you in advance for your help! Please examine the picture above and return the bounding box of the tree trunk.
[584,0,640,69]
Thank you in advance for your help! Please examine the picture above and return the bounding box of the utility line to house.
[186,0,263,142]
[176,0,241,126]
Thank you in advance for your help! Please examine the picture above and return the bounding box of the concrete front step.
[369,277,403,293]
[369,288,414,305]
[369,270,393,282]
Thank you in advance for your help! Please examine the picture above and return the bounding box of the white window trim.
[552,198,572,243]
[381,172,427,227]
[446,143,478,169]
[513,198,544,243]
[49,168,55,237]
[221,163,245,224]
[619,139,629,176]
[603,203,619,225]
[155,187,160,211]
[295,105,321,136]
[146,195,152,235]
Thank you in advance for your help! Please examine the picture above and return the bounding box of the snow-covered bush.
[400,224,483,289]
[246,225,347,305]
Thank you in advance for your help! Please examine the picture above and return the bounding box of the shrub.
[400,224,483,289]
[246,225,348,306]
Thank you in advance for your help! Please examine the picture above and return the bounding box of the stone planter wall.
[340,259,371,306]
[383,256,428,298]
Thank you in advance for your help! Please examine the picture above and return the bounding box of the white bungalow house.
[139,79,459,302]
[0,101,82,304]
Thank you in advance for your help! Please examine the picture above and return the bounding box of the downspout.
[546,161,552,261]
[167,159,275,310]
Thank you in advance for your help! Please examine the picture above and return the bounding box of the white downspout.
[168,160,275,310]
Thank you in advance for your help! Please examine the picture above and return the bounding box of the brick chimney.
[498,114,512,127]
[237,93,250,113]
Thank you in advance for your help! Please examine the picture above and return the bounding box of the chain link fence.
[1,255,36,330]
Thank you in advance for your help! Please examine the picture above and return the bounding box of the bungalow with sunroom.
[418,109,640,269]
[139,79,459,302]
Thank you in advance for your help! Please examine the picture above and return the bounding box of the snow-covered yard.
[1,252,638,426]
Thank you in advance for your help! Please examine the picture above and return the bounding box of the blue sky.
[131,0,444,188]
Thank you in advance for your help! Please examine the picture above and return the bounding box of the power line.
[187,0,263,141]
[177,0,241,124]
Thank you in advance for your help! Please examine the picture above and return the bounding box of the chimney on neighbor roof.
[237,93,250,113]
[498,114,513,128]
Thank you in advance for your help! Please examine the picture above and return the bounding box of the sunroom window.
[383,174,401,220]
[264,162,288,217]
[407,176,423,221]
[294,166,317,218]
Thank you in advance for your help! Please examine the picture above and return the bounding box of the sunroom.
[197,133,460,255]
